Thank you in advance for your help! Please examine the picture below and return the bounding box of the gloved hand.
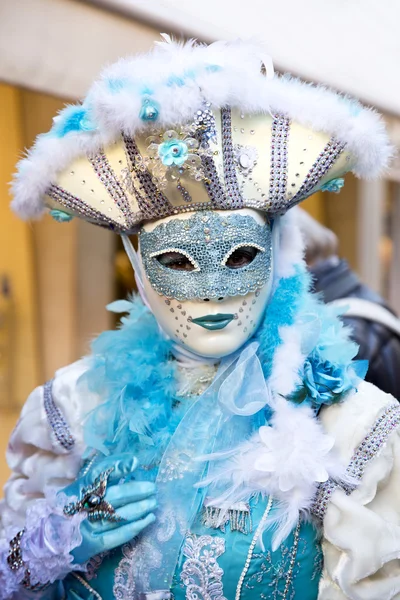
[61,453,156,564]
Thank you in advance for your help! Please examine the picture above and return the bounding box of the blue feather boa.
[81,266,365,462]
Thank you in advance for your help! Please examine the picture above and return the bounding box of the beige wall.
[0,84,40,408]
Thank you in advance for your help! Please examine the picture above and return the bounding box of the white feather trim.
[11,37,393,220]
[200,398,350,550]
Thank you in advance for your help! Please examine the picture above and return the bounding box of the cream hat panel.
[231,111,273,206]
[286,123,352,200]
[46,140,135,229]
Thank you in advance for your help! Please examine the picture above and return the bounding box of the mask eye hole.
[222,244,264,270]
[154,250,198,272]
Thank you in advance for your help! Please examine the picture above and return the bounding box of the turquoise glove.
[61,453,156,564]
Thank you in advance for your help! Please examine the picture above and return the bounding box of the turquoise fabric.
[62,497,322,599]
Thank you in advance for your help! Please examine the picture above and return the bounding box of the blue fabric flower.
[158,139,188,166]
[301,354,368,412]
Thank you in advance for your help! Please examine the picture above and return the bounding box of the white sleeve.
[318,382,400,600]
[0,359,99,535]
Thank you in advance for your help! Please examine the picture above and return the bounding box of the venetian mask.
[139,208,275,358]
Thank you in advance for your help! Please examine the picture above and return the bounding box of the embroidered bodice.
[62,497,322,599]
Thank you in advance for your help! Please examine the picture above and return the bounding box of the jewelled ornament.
[145,129,209,189]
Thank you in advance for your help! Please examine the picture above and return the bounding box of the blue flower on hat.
[158,138,189,166]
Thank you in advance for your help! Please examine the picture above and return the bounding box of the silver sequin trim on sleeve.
[311,403,400,520]
[180,533,227,600]
[43,379,75,451]
[269,114,290,213]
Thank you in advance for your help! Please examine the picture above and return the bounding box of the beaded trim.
[221,242,265,266]
[288,138,346,210]
[123,135,173,220]
[311,403,400,520]
[269,114,290,213]
[347,403,400,482]
[47,184,122,231]
[176,182,192,203]
[7,530,50,591]
[201,153,228,208]
[235,496,274,600]
[221,108,245,209]
[43,379,75,451]
[282,520,301,600]
[310,479,340,521]
[72,573,103,600]
[7,530,24,571]
[149,247,200,272]
[88,152,136,228]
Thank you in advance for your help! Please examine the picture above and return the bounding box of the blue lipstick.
[191,313,234,330]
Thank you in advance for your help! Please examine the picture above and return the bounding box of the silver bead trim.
[310,479,340,521]
[311,403,400,520]
[72,573,103,600]
[282,520,301,600]
[46,184,123,231]
[235,496,273,600]
[43,379,75,451]
[346,403,400,483]
[221,107,245,209]
[201,153,228,208]
[176,182,193,203]
[88,151,136,228]
[287,138,346,210]
[149,247,200,272]
[269,114,290,213]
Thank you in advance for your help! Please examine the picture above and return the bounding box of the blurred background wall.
[0,0,399,485]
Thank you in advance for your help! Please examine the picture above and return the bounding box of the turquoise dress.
[62,497,322,599]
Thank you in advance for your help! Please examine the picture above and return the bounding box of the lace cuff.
[0,489,86,598]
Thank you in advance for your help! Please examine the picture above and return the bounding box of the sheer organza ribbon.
[131,341,272,595]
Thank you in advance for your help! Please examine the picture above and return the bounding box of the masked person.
[1,38,399,600]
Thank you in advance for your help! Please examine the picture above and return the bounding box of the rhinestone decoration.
[176,182,193,202]
[123,134,173,220]
[234,144,258,178]
[146,129,208,189]
[235,496,274,600]
[7,530,25,571]
[192,101,217,144]
[346,403,400,482]
[43,379,75,451]
[311,403,400,520]
[269,114,290,213]
[88,151,136,228]
[287,138,346,210]
[64,467,124,523]
[140,211,272,301]
[139,97,159,122]
[47,184,123,231]
[221,107,244,208]
[310,479,340,521]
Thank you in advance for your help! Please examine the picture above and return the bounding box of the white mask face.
[139,208,274,359]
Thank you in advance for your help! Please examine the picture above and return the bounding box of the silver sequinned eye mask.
[139,212,273,301]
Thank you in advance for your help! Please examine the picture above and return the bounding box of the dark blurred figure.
[297,208,400,399]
